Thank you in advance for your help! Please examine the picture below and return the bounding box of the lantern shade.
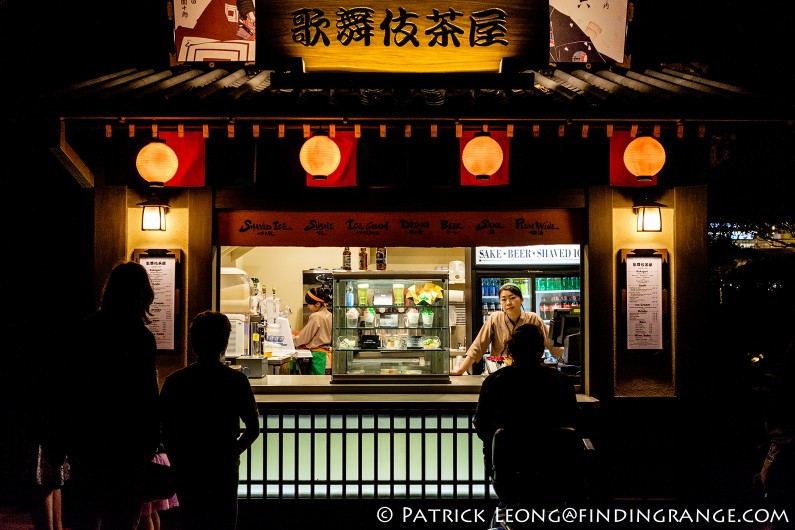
[300,135,341,178]
[623,136,666,181]
[136,141,179,186]
[141,205,167,230]
[461,133,503,179]
[635,206,662,232]
[137,193,169,231]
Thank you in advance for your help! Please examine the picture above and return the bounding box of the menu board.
[138,254,177,350]
[625,256,663,350]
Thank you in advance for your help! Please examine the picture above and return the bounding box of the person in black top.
[160,311,259,530]
[66,261,161,530]
[474,323,579,506]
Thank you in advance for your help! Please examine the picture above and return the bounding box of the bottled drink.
[571,295,581,310]
[376,247,387,270]
[359,247,368,271]
[540,296,549,320]
[342,247,352,270]
[551,294,560,311]
[345,283,355,306]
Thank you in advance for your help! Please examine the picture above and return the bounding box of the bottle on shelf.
[342,247,352,270]
[358,247,368,271]
[540,296,549,320]
[571,295,581,310]
[562,295,571,309]
[345,283,355,307]
[376,247,387,270]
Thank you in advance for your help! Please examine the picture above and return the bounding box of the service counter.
[238,375,599,501]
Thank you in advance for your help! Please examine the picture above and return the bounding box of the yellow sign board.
[257,0,546,72]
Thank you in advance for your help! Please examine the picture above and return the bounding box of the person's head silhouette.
[189,311,232,361]
[505,324,545,367]
[99,261,155,323]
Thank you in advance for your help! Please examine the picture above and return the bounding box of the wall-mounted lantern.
[634,197,666,232]
[137,193,169,231]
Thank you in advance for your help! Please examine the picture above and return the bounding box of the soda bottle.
[540,296,549,320]
[359,248,368,271]
[571,295,581,310]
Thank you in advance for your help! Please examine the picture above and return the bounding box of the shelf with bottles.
[535,277,581,291]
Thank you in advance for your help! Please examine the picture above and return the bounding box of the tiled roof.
[47,64,791,126]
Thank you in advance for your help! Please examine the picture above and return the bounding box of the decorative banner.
[459,130,510,186]
[159,131,206,187]
[609,130,658,187]
[549,0,628,63]
[217,209,584,246]
[174,0,256,62]
[306,131,358,187]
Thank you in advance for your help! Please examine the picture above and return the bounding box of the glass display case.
[331,271,450,383]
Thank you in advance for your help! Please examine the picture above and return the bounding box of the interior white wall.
[221,247,467,335]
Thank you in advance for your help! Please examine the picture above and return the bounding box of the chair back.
[490,426,584,507]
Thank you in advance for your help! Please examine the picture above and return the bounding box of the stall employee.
[451,283,561,375]
[294,287,333,374]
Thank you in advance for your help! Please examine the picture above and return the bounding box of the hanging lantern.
[136,140,179,187]
[299,134,341,180]
[623,136,666,182]
[462,132,503,180]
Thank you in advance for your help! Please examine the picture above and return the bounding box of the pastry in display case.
[331,271,451,383]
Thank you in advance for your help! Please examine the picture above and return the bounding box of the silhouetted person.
[66,261,160,530]
[29,360,70,530]
[756,334,795,507]
[160,311,259,530]
[474,324,579,508]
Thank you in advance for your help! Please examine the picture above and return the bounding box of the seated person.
[473,324,579,504]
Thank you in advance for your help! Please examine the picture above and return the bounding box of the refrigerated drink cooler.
[472,273,580,329]
[469,245,583,386]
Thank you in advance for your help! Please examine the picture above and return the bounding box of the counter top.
[248,374,484,394]
[248,375,600,408]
